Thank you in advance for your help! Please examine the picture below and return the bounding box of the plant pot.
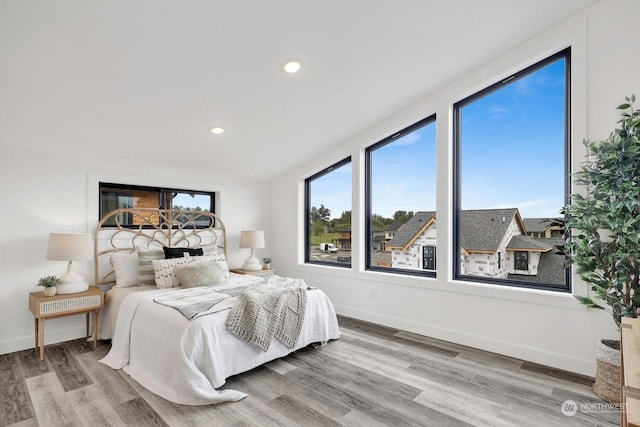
[263,263,271,270]
[43,287,57,297]
[593,338,620,404]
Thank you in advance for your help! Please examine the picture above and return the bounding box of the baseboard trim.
[334,304,596,377]
[0,326,87,355]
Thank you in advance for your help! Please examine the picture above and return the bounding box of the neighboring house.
[523,217,564,238]
[336,229,352,250]
[371,228,386,251]
[372,222,405,252]
[387,208,564,285]
[386,212,437,271]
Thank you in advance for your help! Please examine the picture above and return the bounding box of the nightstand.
[29,286,104,361]
[230,268,275,278]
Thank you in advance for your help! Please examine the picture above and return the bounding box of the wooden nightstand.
[230,268,275,278]
[29,286,104,361]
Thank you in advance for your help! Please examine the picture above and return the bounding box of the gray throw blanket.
[154,285,250,320]
[226,277,308,351]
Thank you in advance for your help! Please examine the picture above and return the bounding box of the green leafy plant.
[564,95,640,329]
[37,275,61,288]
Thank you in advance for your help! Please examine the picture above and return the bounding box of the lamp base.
[242,255,262,271]
[56,281,89,294]
[56,262,88,294]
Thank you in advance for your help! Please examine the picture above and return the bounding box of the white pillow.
[175,263,227,288]
[110,252,139,288]
[136,246,165,286]
[152,254,229,288]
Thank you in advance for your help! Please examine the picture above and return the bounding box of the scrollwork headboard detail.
[95,208,226,287]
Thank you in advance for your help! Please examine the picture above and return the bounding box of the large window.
[99,182,215,227]
[365,116,437,276]
[453,48,570,291]
[304,158,352,267]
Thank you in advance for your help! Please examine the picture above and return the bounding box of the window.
[304,158,352,267]
[99,182,215,227]
[453,48,570,291]
[423,246,436,271]
[365,115,437,276]
[514,251,529,271]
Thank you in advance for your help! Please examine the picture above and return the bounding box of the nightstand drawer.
[36,294,102,316]
[29,287,104,318]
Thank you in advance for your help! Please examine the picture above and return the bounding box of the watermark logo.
[560,399,621,416]
[561,400,578,417]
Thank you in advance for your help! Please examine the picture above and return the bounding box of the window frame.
[99,182,216,228]
[514,251,529,271]
[452,47,571,292]
[304,157,352,268]
[364,114,437,277]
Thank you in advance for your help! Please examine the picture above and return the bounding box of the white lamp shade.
[239,230,265,249]
[46,233,93,294]
[46,233,93,261]
[239,230,265,271]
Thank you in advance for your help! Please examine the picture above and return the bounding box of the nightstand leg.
[38,318,44,361]
[86,313,90,339]
[94,310,99,349]
[33,318,38,353]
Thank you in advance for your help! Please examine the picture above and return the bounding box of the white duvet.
[99,278,341,405]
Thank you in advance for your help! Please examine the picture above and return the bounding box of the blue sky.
[311,56,566,221]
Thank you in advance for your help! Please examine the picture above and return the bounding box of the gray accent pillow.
[175,263,227,288]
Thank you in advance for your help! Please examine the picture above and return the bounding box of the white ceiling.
[1,0,598,180]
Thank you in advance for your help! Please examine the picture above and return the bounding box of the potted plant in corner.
[38,275,61,297]
[562,95,640,404]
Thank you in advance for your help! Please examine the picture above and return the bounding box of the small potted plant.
[262,257,272,270]
[38,275,60,297]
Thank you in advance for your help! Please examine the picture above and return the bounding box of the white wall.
[0,148,270,354]
[270,0,640,376]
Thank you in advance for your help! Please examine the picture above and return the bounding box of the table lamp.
[46,232,93,294]
[239,230,265,271]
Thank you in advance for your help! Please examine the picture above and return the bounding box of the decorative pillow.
[163,246,204,259]
[200,243,218,255]
[151,254,229,288]
[136,246,165,286]
[175,263,227,288]
[110,252,139,288]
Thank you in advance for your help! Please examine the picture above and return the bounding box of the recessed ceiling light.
[210,127,224,135]
[283,60,301,74]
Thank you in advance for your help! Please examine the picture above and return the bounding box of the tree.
[310,204,331,224]
[331,210,351,231]
[393,210,414,223]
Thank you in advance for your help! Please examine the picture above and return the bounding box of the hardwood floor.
[1,316,619,426]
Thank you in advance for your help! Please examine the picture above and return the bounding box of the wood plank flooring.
[1,316,619,426]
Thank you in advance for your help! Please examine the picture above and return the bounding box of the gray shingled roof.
[522,217,558,233]
[460,208,519,252]
[388,208,522,252]
[506,235,554,251]
[508,238,566,286]
[385,222,404,232]
[387,211,436,248]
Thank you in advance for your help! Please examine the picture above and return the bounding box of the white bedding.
[99,275,341,405]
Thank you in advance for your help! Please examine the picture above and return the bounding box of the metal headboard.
[95,208,226,287]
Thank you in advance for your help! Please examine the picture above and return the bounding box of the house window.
[423,246,436,271]
[99,182,215,227]
[453,48,570,291]
[514,251,529,270]
[304,157,352,267]
[365,115,437,276]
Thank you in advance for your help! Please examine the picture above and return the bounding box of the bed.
[94,208,340,405]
